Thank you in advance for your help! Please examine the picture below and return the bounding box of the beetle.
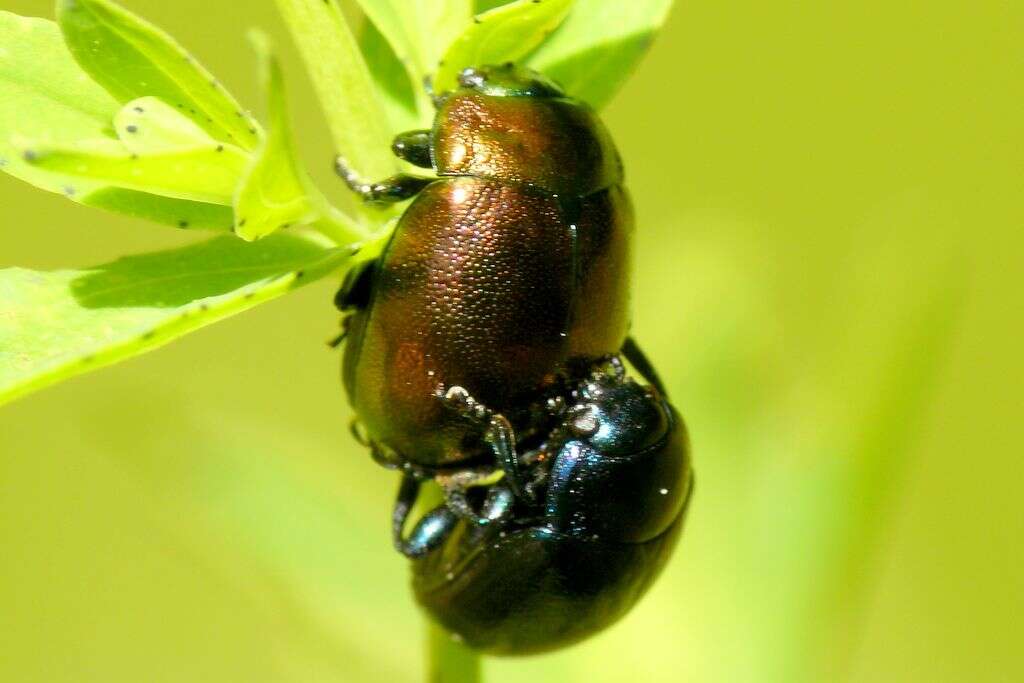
[396,361,693,654]
[335,64,642,510]
[334,63,693,652]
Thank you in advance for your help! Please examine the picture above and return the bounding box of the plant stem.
[427,620,481,683]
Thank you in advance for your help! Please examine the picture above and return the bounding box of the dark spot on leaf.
[22,150,37,161]
[141,331,156,340]
[133,106,144,113]
[216,145,224,152]
[126,125,138,133]
[238,218,247,227]
[474,16,481,23]
[244,292,255,300]
[295,270,305,279]
[131,153,139,160]
[249,128,257,134]
[199,303,210,312]
[178,220,189,228]
[81,355,95,364]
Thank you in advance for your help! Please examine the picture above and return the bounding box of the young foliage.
[358,21,426,134]
[413,0,474,81]
[26,145,249,204]
[232,32,321,241]
[82,188,235,230]
[273,0,397,183]
[353,0,473,116]
[352,0,422,78]
[527,0,674,109]
[0,233,352,406]
[0,11,210,227]
[432,0,574,94]
[113,97,227,153]
[57,0,261,150]
[0,11,116,200]
[1,0,677,412]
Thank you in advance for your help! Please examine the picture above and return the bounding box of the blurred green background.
[1,1,1020,681]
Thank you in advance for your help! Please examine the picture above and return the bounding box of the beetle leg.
[334,156,433,204]
[435,471,484,521]
[391,130,433,169]
[484,413,532,503]
[423,75,448,109]
[442,386,533,503]
[436,468,515,525]
[622,336,668,397]
[480,484,516,523]
[334,262,376,312]
[393,473,458,558]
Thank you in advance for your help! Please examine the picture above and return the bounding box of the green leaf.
[0,233,352,407]
[113,96,226,153]
[25,143,249,204]
[0,12,240,228]
[413,0,474,74]
[352,1,420,74]
[56,0,260,150]
[358,20,424,135]
[473,1,509,12]
[433,0,574,94]
[232,32,317,242]
[353,0,472,100]
[274,0,398,183]
[0,11,116,198]
[527,0,674,109]
[81,188,234,230]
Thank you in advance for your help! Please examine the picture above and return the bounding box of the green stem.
[427,620,481,683]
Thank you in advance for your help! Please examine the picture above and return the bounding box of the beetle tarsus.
[393,473,459,558]
[334,156,432,204]
[438,466,520,528]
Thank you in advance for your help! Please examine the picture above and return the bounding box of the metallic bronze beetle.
[335,64,692,653]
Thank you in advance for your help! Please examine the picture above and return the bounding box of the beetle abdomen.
[413,510,686,655]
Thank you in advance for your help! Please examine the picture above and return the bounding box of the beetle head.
[565,369,669,458]
[457,63,565,98]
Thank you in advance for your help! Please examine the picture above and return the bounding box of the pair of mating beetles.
[333,64,693,655]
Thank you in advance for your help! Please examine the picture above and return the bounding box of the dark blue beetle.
[397,362,692,654]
